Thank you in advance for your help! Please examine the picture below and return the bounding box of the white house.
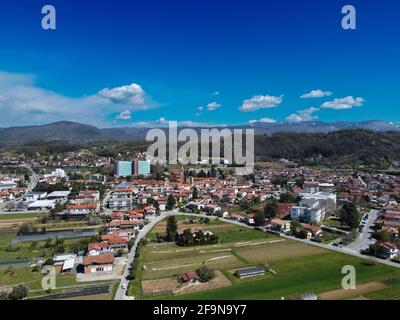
[270,219,291,233]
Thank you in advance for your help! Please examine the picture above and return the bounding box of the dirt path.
[319,282,387,300]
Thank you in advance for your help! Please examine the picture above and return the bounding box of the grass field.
[172,252,400,300]
[128,216,400,300]
[0,267,77,291]
[0,213,40,220]
[363,284,400,300]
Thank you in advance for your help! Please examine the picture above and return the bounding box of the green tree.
[374,231,391,242]
[254,211,266,226]
[180,229,195,246]
[166,194,176,210]
[196,265,215,282]
[279,193,299,204]
[18,223,32,235]
[192,186,199,200]
[154,201,160,215]
[290,220,302,234]
[339,203,359,229]
[264,199,279,219]
[7,284,29,300]
[166,216,178,241]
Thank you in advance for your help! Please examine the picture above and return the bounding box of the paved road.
[345,209,378,252]
[21,164,40,192]
[0,164,40,213]
[114,209,399,300]
[114,211,176,300]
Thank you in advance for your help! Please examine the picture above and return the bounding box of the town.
[1,145,400,300]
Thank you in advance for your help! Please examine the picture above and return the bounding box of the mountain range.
[0,120,400,145]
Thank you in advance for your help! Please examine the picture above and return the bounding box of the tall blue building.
[116,161,133,177]
[138,160,151,176]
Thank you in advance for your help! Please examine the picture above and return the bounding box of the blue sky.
[0,0,399,127]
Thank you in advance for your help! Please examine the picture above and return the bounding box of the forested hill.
[254,130,400,167]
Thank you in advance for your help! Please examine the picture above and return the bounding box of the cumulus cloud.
[98,83,146,106]
[320,96,364,110]
[116,110,132,120]
[211,91,220,96]
[130,118,225,128]
[239,95,283,112]
[248,118,277,124]
[0,71,156,127]
[300,89,333,99]
[197,106,204,111]
[286,107,319,123]
[207,101,221,111]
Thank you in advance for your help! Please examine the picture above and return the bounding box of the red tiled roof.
[83,253,114,266]
[182,271,199,282]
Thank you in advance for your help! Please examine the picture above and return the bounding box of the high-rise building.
[138,160,151,176]
[116,161,133,177]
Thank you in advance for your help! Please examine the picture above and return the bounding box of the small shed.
[235,267,265,278]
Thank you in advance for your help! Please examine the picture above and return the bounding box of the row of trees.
[176,229,219,247]
[128,239,147,280]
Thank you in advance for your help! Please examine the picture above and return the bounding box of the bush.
[196,265,215,283]
[3,244,21,252]
[88,216,103,226]
[43,258,55,266]
[8,285,29,300]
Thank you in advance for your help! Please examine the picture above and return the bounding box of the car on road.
[359,225,365,232]
[121,284,127,290]
[333,241,344,248]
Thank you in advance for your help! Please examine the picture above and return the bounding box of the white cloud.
[0,71,156,127]
[300,89,333,99]
[248,118,277,124]
[207,101,221,111]
[239,95,283,112]
[211,91,220,96]
[286,107,319,123]
[116,110,132,120]
[98,83,146,106]
[197,106,204,111]
[156,117,169,125]
[321,96,364,110]
[130,118,225,128]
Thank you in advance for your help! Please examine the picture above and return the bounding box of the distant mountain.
[101,127,152,141]
[246,120,400,134]
[0,121,109,144]
[0,120,400,145]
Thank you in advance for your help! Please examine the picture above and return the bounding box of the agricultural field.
[129,217,400,300]
[175,252,400,300]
